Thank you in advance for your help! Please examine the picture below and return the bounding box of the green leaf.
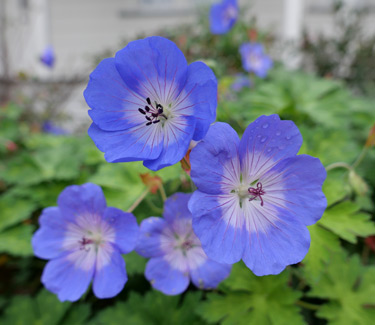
[0,195,36,232]
[2,289,70,325]
[0,224,34,256]
[123,251,147,277]
[302,224,342,282]
[319,201,375,243]
[321,170,351,206]
[307,253,375,325]
[90,291,203,325]
[61,303,91,325]
[197,263,304,325]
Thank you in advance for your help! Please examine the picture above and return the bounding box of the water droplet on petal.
[260,136,267,143]
[276,131,281,136]
[286,135,291,140]
[279,145,286,150]
[267,148,272,152]
[262,123,269,129]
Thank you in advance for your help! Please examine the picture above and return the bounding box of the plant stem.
[159,184,167,201]
[127,188,149,213]
[325,161,352,172]
[352,147,368,169]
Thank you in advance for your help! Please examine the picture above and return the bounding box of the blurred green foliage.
[1,7,375,324]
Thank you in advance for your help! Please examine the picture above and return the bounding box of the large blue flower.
[84,36,217,171]
[32,183,139,301]
[136,193,231,295]
[210,0,239,34]
[240,42,273,78]
[189,115,327,276]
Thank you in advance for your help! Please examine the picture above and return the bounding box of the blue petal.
[136,217,167,258]
[238,115,302,181]
[190,122,240,194]
[190,190,245,264]
[163,193,192,224]
[145,257,189,295]
[93,245,127,299]
[85,58,147,131]
[103,207,139,254]
[41,250,95,302]
[115,36,188,100]
[32,207,66,259]
[88,121,164,163]
[263,155,327,226]
[143,115,195,171]
[182,61,217,141]
[190,259,231,289]
[210,0,238,34]
[242,210,310,276]
[57,183,107,222]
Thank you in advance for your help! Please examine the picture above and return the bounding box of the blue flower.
[40,46,55,68]
[239,43,273,78]
[189,115,327,276]
[32,183,139,301]
[231,74,251,92]
[84,36,217,171]
[210,0,239,34]
[42,121,67,135]
[136,193,231,295]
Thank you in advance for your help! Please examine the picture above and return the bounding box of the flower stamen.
[248,182,266,206]
[139,97,168,126]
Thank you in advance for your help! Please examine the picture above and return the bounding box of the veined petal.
[143,115,195,171]
[93,244,127,299]
[103,207,139,254]
[190,190,245,264]
[136,217,167,258]
[32,207,66,259]
[262,155,327,226]
[85,58,147,131]
[88,121,164,163]
[115,36,188,101]
[145,257,189,295]
[190,122,240,194]
[41,249,96,302]
[163,193,192,224]
[239,115,302,184]
[57,183,106,222]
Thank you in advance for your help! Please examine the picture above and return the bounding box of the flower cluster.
[240,42,273,78]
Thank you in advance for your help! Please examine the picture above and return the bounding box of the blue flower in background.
[84,36,217,171]
[136,193,231,295]
[189,115,327,276]
[231,74,251,92]
[40,46,55,68]
[32,183,139,301]
[42,121,67,135]
[210,0,239,34]
[240,43,273,78]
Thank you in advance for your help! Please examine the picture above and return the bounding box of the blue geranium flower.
[239,42,273,78]
[32,183,139,302]
[136,193,231,295]
[231,74,251,92]
[40,46,55,68]
[84,36,217,171]
[189,115,327,276]
[210,0,239,34]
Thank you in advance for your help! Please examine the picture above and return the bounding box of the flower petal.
[88,121,164,163]
[239,115,302,184]
[242,208,310,276]
[145,257,189,295]
[143,115,195,171]
[262,155,327,226]
[210,0,238,34]
[57,183,106,222]
[41,249,96,302]
[178,61,217,141]
[163,193,192,224]
[136,217,167,258]
[115,36,188,100]
[32,207,66,259]
[190,190,245,264]
[190,257,232,289]
[103,207,139,254]
[190,122,240,195]
[84,58,147,131]
[93,244,127,299]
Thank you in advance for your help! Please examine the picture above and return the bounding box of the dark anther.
[78,237,92,251]
[248,182,266,206]
[140,98,167,126]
